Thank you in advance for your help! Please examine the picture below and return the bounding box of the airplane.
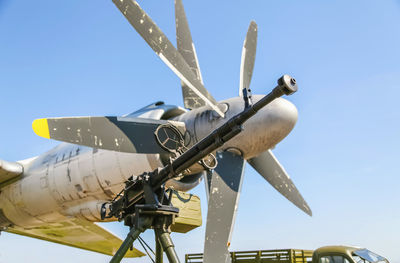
[0,0,311,262]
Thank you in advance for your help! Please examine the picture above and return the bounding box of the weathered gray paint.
[203,151,246,263]
[175,0,206,109]
[248,150,312,216]
[46,116,185,154]
[0,143,163,254]
[112,0,224,117]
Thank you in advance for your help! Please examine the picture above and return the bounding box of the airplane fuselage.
[0,144,163,228]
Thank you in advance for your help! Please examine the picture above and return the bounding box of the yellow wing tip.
[32,118,50,139]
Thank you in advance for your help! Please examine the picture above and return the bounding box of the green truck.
[185,246,389,263]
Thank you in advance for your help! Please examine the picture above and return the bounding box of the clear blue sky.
[1,0,400,262]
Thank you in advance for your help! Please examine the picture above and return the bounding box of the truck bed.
[185,249,313,263]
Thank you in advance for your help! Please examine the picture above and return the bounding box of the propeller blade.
[239,21,257,106]
[32,116,185,154]
[248,150,312,216]
[204,151,246,263]
[112,0,224,117]
[175,0,206,109]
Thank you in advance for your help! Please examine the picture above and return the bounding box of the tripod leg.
[155,228,180,263]
[110,217,152,263]
[155,233,164,263]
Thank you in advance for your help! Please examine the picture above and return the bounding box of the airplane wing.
[0,159,23,185]
[6,218,144,258]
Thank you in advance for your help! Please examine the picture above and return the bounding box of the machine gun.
[101,75,298,263]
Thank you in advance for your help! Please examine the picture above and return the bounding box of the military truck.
[185,246,389,263]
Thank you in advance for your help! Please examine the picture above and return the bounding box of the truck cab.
[313,246,389,263]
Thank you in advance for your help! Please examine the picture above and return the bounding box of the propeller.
[28,1,309,262]
[109,0,312,262]
[173,1,312,262]
[176,3,311,261]
[29,1,310,261]
[112,0,224,117]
